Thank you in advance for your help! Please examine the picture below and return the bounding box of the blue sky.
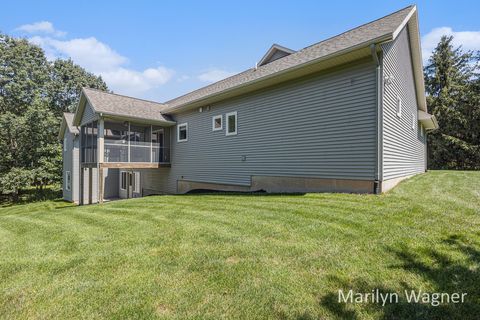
[1,1,479,102]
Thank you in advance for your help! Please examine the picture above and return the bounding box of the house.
[61,5,438,205]
[59,112,80,203]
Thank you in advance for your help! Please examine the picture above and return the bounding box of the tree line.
[425,36,480,170]
[0,33,107,200]
[0,33,479,199]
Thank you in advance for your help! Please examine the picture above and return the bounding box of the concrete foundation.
[177,175,375,194]
[380,173,420,193]
[177,180,252,194]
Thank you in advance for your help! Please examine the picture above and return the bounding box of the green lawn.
[0,171,479,319]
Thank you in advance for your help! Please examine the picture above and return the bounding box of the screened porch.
[80,120,171,164]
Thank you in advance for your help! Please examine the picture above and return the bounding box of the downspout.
[370,44,383,194]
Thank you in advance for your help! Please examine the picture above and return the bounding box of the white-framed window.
[64,137,67,152]
[212,115,223,131]
[420,124,424,137]
[396,96,402,118]
[120,171,127,190]
[65,171,71,191]
[226,111,237,136]
[133,172,140,193]
[177,123,188,142]
[412,113,416,130]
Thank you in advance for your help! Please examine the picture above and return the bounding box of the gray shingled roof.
[63,112,79,134]
[164,5,414,111]
[82,88,172,123]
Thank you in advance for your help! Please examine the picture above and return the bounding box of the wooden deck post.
[97,118,104,164]
[80,167,84,205]
[98,166,104,204]
[98,118,104,204]
[88,168,93,204]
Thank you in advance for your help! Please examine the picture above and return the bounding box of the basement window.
[177,123,188,142]
[226,111,237,136]
[212,115,222,131]
[120,171,127,190]
[396,96,402,118]
[65,171,71,191]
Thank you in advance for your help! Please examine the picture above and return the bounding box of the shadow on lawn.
[319,234,480,319]
[185,189,307,196]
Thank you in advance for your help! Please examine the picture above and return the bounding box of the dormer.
[258,44,295,67]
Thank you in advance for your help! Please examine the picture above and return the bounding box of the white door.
[130,171,140,198]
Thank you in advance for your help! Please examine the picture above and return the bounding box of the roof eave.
[58,118,67,140]
[394,6,427,112]
[418,110,439,130]
[101,112,176,127]
[72,89,92,126]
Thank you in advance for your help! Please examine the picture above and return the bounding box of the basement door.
[121,171,141,199]
[129,171,141,198]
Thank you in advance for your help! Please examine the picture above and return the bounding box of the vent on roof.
[258,44,295,67]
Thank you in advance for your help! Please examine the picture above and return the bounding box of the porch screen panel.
[130,124,151,162]
[104,121,128,162]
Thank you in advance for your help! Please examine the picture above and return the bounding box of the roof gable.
[258,44,295,66]
[58,112,78,140]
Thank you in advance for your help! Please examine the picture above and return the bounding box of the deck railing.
[104,140,170,163]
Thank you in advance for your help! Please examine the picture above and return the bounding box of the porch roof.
[73,88,176,126]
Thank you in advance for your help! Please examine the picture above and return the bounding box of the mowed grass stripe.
[0,170,479,319]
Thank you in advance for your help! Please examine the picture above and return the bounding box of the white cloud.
[422,27,480,63]
[177,75,191,82]
[30,36,127,72]
[16,21,66,37]
[28,34,174,96]
[102,67,174,94]
[198,69,235,83]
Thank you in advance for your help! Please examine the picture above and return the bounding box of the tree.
[424,36,480,170]
[0,33,108,199]
[0,167,32,201]
[20,100,63,187]
[48,59,107,116]
[0,34,50,115]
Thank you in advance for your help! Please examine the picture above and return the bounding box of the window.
[64,138,67,152]
[412,113,416,130]
[396,96,402,118]
[420,124,424,137]
[65,171,71,191]
[177,123,188,142]
[212,115,222,131]
[121,171,127,190]
[226,111,237,136]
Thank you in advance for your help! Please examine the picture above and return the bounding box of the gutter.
[100,112,176,127]
[371,43,383,193]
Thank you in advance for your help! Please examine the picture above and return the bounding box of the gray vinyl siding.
[81,167,98,204]
[119,171,127,199]
[145,60,378,194]
[103,168,119,199]
[80,102,98,126]
[381,27,426,180]
[62,130,79,203]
